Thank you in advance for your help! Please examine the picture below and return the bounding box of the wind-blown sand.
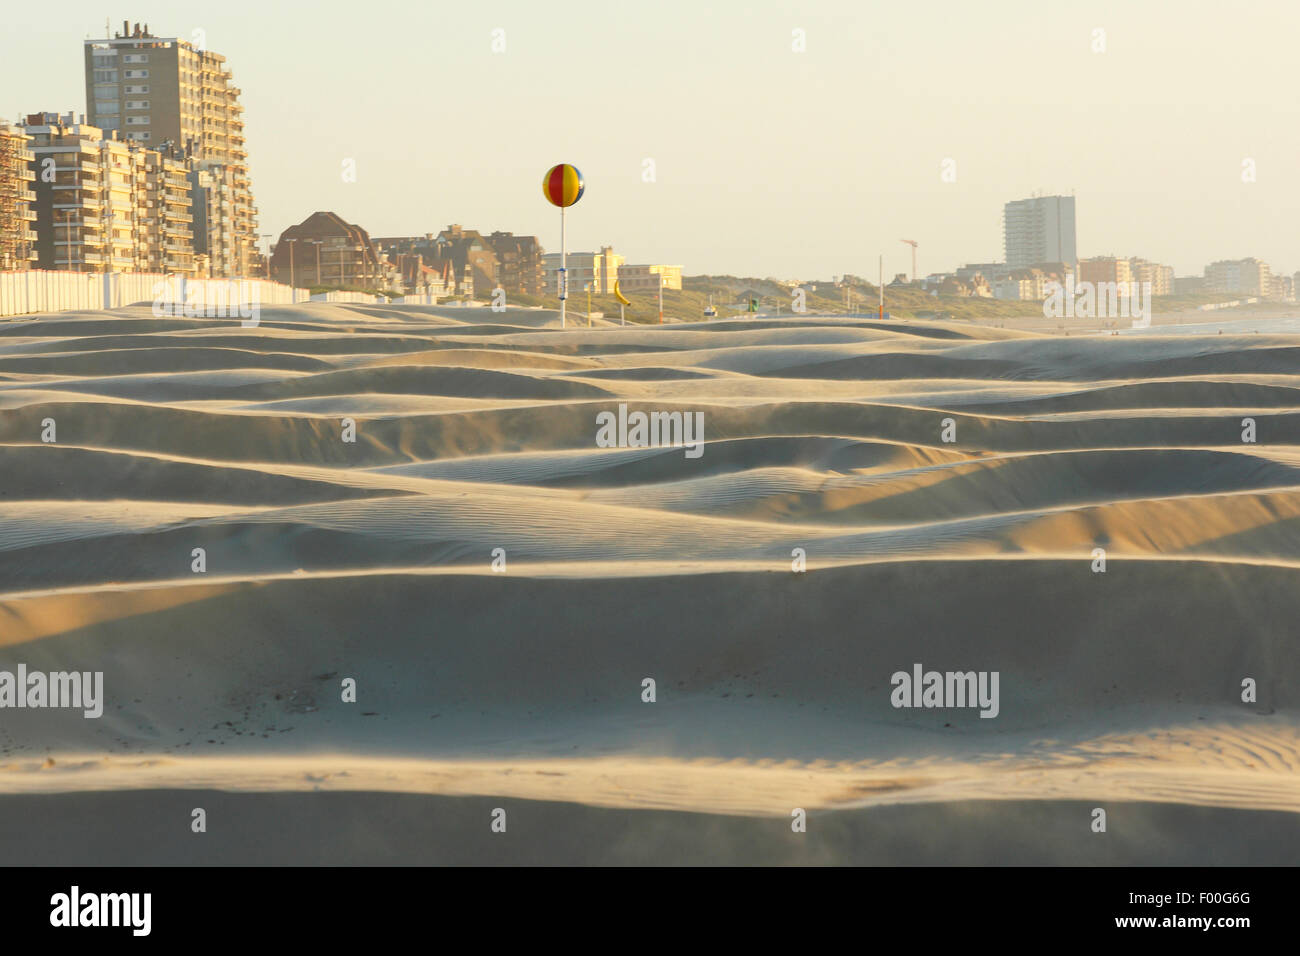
[1,303,1298,864]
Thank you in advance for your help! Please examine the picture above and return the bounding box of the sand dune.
[2,304,1298,863]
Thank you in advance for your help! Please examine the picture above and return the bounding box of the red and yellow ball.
[542,164,584,208]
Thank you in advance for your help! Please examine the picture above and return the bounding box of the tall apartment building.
[1205,258,1271,296]
[84,21,257,276]
[26,113,136,272]
[24,111,194,274]
[1003,195,1077,269]
[0,122,38,269]
[137,147,196,275]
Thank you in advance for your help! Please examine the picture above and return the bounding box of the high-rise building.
[136,146,196,275]
[83,21,257,276]
[1003,195,1077,269]
[0,122,38,269]
[26,112,136,272]
[24,111,195,275]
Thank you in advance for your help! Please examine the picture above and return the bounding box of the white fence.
[308,290,386,305]
[0,269,311,319]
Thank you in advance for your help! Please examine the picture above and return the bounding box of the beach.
[2,302,1298,864]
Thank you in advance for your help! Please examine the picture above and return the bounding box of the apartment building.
[26,113,135,272]
[137,147,196,275]
[486,231,546,295]
[1127,258,1174,296]
[24,111,196,275]
[84,21,257,276]
[1003,195,1077,270]
[1078,256,1134,288]
[543,251,602,295]
[615,262,683,293]
[0,122,38,269]
[188,163,241,277]
[1205,258,1271,296]
[433,225,499,297]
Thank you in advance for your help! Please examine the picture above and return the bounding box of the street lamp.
[284,238,298,301]
[307,239,322,292]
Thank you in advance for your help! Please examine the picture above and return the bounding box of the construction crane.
[900,239,918,282]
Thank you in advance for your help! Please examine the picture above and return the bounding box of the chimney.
[123,20,129,38]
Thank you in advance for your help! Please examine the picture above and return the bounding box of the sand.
[1,302,1298,864]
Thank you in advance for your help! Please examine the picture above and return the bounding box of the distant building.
[1078,256,1133,288]
[84,21,258,276]
[1204,258,1271,296]
[1174,275,1205,294]
[0,121,37,269]
[956,262,1009,283]
[485,231,545,295]
[543,248,618,295]
[1003,195,1077,270]
[433,225,498,297]
[1127,258,1174,296]
[937,274,992,298]
[269,211,392,289]
[25,112,140,272]
[616,262,683,293]
[1268,273,1293,302]
[23,111,197,275]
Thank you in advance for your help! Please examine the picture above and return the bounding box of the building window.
[125,115,150,125]
[125,69,149,78]
[123,54,149,63]
[93,69,118,82]
[125,85,150,94]
[95,101,121,115]
[125,101,149,110]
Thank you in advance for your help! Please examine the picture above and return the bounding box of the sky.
[4,0,1298,280]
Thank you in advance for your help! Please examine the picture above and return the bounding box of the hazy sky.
[5,0,1297,279]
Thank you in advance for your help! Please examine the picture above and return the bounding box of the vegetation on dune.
[482,277,1260,324]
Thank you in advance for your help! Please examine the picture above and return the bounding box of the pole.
[878,254,884,320]
[289,240,295,302]
[658,276,663,324]
[620,303,625,326]
[559,206,566,329]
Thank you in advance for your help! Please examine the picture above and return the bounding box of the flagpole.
[560,206,567,329]
[878,254,884,320]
